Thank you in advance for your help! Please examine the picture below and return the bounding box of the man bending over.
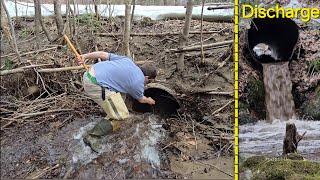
[80,51,157,152]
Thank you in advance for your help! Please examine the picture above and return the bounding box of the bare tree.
[200,0,205,64]
[177,0,193,72]
[1,0,22,62]
[93,0,100,20]
[130,0,136,27]
[123,0,132,57]
[35,0,53,42]
[14,0,18,17]
[67,0,72,37]
[175,0,179,6]
[53,0,64,36]
[34,0,41,48]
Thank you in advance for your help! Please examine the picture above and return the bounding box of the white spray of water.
[71,122,99,165]
[240,120,320,160]
[70,114,165,168]
[139,115,164,168]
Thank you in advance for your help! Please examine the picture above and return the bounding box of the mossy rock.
[245,77,266,119]
[242,156,320,180]
[254,160,320,180]
[301,92,320,120]
[241,156,267,170]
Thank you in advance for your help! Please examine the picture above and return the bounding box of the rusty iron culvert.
[129,83,180,116]
[246,15,299,65]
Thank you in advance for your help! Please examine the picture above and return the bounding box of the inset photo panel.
[238,0,320,180]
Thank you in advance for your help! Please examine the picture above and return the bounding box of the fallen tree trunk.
[95,30,222,37]
[169,40,232,53]
[158,13,233,22]
[207,5,234,10]
[0,61,152,75]
[1,46,60,58]
[194,2,234,7]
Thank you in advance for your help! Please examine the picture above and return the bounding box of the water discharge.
[263,62,296,122]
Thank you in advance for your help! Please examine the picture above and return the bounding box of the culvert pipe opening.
[247,15,299,64]
[131,83,180,116]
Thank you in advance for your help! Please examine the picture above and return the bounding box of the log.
[158,13,233,22]
[0,64,53,75]
[169,40,232,53]
[95,31,221,37]
[207,5,234,10]
[1,46,60,58]
[0,61,152,76]
[194,2,234,7]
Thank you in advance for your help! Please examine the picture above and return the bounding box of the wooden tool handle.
[63,35,89,71]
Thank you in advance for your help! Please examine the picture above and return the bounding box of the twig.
[192,120,198,150]
[112,170,120,180]
[161,142,176,151]
[189,87,221,94]
[297,131,307,143]
[168,40,233,53]
[58,115,73,128]
[26,164,60,179]
[14,109,73,119]
[212,100,233,115]
[206,91,233,96]
[33,67,50,96]
[194,161,233,177]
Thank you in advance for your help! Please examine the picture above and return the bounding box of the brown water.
[262,62,296,122]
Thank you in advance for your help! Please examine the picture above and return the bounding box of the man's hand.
[77,55,84,65]
[145,97,155,105]
[138,96,156,105]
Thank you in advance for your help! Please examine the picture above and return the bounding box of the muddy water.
[263,62,296,122]
[240,120,320,161]
[68,113,167,178]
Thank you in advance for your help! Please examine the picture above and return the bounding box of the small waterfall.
[262,62,296,122]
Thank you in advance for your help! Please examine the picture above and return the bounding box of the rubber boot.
[83,118,121,152]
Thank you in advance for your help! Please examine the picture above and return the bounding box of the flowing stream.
[240,119,320,161]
